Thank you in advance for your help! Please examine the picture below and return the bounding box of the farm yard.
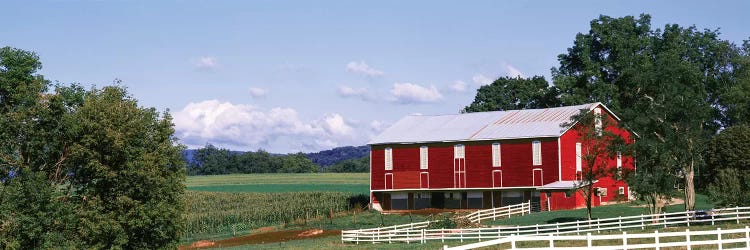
[180,175,749,250]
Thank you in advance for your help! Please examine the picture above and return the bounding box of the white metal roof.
[536,180,597,190]
[369,103,608,145]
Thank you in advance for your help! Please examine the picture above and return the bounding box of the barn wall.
[371,138,560,190]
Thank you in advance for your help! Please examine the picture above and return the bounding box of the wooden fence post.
[654,230,660,250]
[576,220,580,235]
[745,226,749,248]
[686,229,691,250]
[587,233,592,247]
[737,206,740,224]
[640,214,645,230]
[717,228,722,250]
[511,234,517,249]
[549,233,554,248]
[622,231,627,248]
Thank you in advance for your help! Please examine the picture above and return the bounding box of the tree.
[324,156,369,173]
[0,47,185,248]
[553,14,741,211]
[462,76,560,113]
[564,109,628,220]
[704,125,750,206]
[67,86,186,249]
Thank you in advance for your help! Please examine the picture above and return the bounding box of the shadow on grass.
[546,217,588,224]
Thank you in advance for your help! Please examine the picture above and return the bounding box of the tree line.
[186,144,369,175]
[464,14,750,212]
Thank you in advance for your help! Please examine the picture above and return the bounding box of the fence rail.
[342,206,750,244]
[445,226,750,250]
[464,202,532,223]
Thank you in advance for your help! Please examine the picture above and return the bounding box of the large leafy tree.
[0,47,185,248]
[553,14,742,211]
[462,76,560,112]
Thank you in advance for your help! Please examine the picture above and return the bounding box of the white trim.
[492,170,502,188]
[369,148,373,208]
[384,173,393,190]
[557,138,562,181]
[575,142,582,172]
[532,168,543,186]
[384,147,393,170]
[532,140,542,165]
[618,186,625,195]
[419,172,429,189]
[420,146,429,169]
[492,142,501,167]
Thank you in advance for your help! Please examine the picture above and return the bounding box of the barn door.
[532,169,543,186]
[385,173,393,189]
[420,172,429,189]
[454,144,466,188]
[492,170,502,187]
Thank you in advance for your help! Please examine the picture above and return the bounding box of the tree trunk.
[684,160,695,211]
[586,186,593,220]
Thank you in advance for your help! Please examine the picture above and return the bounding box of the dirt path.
[179,229,340,249]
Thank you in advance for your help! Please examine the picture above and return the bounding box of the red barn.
[369,103,634,211]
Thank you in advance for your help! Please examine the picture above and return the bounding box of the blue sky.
[2,0,748,153]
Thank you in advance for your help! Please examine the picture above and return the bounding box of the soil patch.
[180,229,340,249]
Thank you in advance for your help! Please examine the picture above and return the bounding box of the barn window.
[618,187,625,195]
[384,147,393,170]
[420,146,428,169]
[575,142,582,172]
[492,143,501,167]
[594,108,602,136]
[454,144,465,159]
[616,151,622,179]
[597,188,607,197]
[532,141,542,166]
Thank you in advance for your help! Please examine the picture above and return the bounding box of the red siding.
[371,138,560,190]
[370,104,635,211]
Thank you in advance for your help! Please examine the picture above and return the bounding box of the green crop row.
[182,191,353,238]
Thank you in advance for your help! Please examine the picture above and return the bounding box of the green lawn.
[484,193,714,226]
[186,173,369,194]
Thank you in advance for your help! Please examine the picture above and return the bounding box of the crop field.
[186,173,369,193]
[182,173,371,243]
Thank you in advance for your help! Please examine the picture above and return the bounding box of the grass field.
[186,173,369,194]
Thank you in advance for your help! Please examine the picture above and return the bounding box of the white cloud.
[194,56,218,70]
[505,64,525,78]
[450,80,468,92]
[248,87,268,98]
[173,100,363,153]
[346,61,384,77]
[369,120,389,133]
[472,74,493,86]
[337,86,367,97]
[390,82,443,104]
[337,85,374,101]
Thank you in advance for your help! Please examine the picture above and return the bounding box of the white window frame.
[598,188,608,197]
[594,108,602,136]
[618,187,625,195]
[420,146,428,169]
[575,142,582,172]
[532,140,542,166]
[616,151,622,178]
[492,142,501,167]
[454,144,465,159]
[384,147,393,170]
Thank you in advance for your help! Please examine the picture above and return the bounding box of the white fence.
[464,202,532,223]
[341,206,750,244]
[341,202,532,244]
[445,226,750,250]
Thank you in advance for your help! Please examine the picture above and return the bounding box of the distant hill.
[182,145,369,170]
[305,145,369,167]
